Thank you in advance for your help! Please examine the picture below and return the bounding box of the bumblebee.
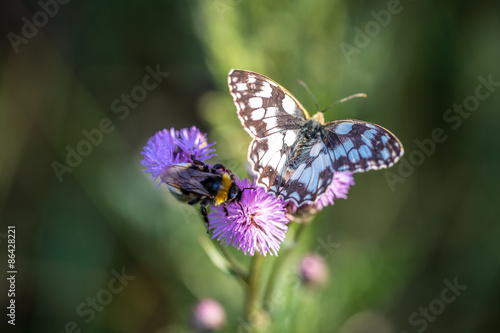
[161,159,243,231]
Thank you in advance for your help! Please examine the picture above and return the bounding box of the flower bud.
[299,254,329,288]
[190,298,226,332]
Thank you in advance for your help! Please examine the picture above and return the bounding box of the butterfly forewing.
[229,69,310,195]
[228,69,404,206]
[322,120,403,173]
[228,69,309,138]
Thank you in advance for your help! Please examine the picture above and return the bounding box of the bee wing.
[161,164,214,197]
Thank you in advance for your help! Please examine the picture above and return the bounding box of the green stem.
[199,236,247,282]
[293,221,308,243]
[220,245,248,282]
[245,253,265,322]
[263,222,308,307]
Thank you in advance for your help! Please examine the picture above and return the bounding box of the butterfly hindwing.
[276,141,335,204]
[249,135,290,190]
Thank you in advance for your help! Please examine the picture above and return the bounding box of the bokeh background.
[1,0,500,332]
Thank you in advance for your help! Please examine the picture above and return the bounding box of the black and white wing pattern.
[228,69,309,194]
[322,120,403,173]
[228,69,404,206]
[277,120,403,204]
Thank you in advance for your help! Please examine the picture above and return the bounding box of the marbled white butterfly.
[228,69,404,206]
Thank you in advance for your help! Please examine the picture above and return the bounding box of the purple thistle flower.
[286,172,355,218]
[141,126,216,185]
[141,128,179,182]
[208,178,289,256]
[314,172,355,210]
[177,126,216,162]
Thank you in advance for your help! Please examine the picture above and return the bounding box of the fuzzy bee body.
[161,160,242,231]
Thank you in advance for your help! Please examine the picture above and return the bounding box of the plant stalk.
[245,253,265,323]
[263,222,308,307]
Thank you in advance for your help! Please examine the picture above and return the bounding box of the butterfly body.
[228,69,404,206]
[287,117,323,170]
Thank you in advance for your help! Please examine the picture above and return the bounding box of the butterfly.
[228,69,404,206]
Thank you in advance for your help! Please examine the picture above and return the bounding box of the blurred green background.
[1,0,499,332]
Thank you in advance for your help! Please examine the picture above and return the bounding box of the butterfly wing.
[228,69,309,192]
[229,69,310,138]
[277,120,403,205]
[322,119,404,173]
[228,69,404,207]
[275,141,335,204]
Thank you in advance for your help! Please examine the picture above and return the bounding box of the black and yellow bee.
[161,159,243,231]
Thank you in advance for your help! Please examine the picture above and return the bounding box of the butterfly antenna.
[320,93,367,114]
[297,80,320,112]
